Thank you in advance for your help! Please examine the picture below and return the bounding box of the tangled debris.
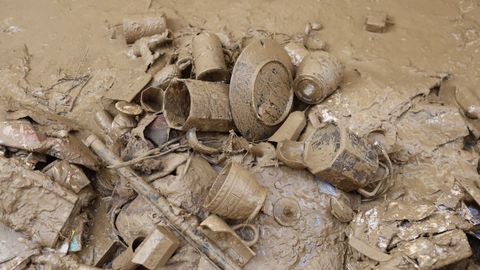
[1,7,480,270]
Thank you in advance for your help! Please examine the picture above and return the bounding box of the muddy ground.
[1,0,480,269]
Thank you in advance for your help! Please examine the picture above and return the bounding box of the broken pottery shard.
[268,111,307,143]
[43,159,90,193]
[199,215,257,267]
[144,114,170,146]
[365,13,388,33]
[0,156,78,247]
[123,12,168,44]
[131,226,180,269]
[115,196,162,245]
[387,230,472,269]
[349,235,392,262]
[303,123,379,192]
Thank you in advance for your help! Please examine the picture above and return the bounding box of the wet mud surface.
[1,0,480,269]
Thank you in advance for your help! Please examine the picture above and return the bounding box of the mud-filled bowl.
[163,80,234,132]
[204,162,267,220]
[229,39,294,141]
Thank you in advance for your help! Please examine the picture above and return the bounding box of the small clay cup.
[204,162,267,221]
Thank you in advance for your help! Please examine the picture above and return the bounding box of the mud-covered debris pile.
[1,10,480,270]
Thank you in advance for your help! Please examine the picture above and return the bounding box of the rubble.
[1,4,480,270]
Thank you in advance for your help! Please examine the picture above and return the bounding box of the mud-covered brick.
[365,13,388,33]
[304,123,379,192]
[131,226,180,269]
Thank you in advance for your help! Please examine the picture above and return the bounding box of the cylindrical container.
[151,64,180,89]
[163,80,234,132]
[229,39,294,141]
[123,13,167,44]
[204,162,267,220]
[303,123,379,192]
[140,87,164,113]
[294,51,344,104]
[192,33,229,82]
